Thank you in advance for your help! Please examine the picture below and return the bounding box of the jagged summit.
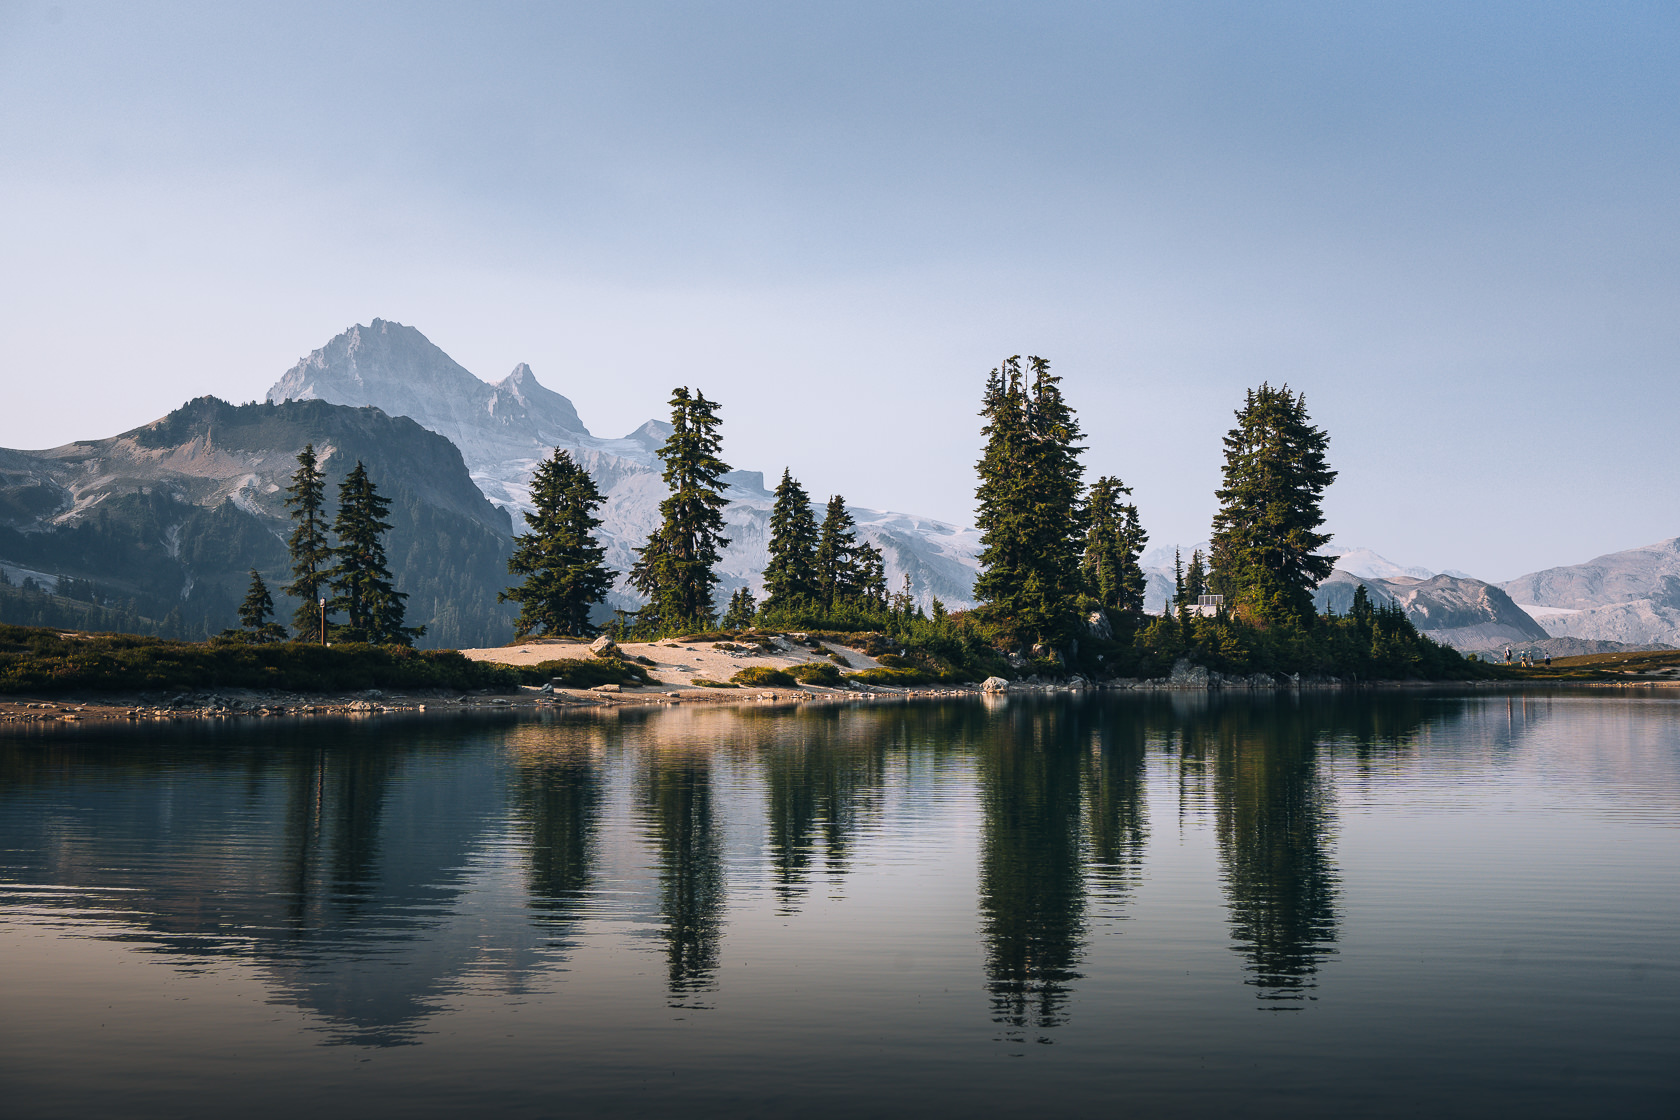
[266,320,592,456]
[263,321,983,611]
[623,418,673,454]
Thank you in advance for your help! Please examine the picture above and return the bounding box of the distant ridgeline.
[0,397,516,648]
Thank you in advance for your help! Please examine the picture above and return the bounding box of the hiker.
[1505,646,1513,665]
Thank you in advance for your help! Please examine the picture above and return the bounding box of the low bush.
[690,678,738,688]
[788,661,842,686]
[0,625,523,694]
[731,665,796,687]
[848,665,946,686]
[534,657,652,689]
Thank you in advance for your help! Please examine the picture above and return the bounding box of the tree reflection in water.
[511,732,604,926]
[976,700,1090,1040]
[759,709,887,912]
[1180,699,1342,1004]
[638,752,725,1005]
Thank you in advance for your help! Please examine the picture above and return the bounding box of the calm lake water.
[1,692,1676,1118]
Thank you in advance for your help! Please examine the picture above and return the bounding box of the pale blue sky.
[3,1,1677,579]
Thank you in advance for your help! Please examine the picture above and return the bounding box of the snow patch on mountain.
[268,320,982,610]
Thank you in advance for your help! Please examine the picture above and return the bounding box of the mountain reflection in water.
[2,692,1677,1117]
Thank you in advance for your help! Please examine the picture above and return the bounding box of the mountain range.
[0,397,514,646]
[6,315,1680,655]
[267,319,983,613]
[1498,538,1680,649]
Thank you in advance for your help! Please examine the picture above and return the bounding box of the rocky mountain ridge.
[0,397,516,646]
[268,319,983,611]
[1497,537,1680,649]
[1310,567,1549,650]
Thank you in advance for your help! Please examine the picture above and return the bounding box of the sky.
[2,1,1678,582]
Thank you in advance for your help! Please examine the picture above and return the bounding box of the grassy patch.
[1499,649,1680,680]
[690,678,738,688]
[731,665,796,687]
[788,661,842,686]
[536,657,653,689]
[848,665,947,686]
[0,624,523,694]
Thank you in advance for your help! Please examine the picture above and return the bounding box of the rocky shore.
[6,657,1663,729]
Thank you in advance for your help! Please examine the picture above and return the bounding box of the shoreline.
[4,675,1677,730]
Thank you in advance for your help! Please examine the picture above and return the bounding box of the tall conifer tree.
[853,542,887,608]
[762,468,819,611]
[283,444,331,639]
[501,448,613,637]
[973,356,1087,645]
[1207,383,1338,628]
[628,388,731,633]
[328,461,420,645]
[1185,550,1207,602]
[814,495,859,609]
[1082,475,1149,614]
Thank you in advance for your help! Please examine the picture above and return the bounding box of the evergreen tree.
[500,448,613,637]
[814,495,859,608]
[1173,548,1192,630]
[1082,476,1149,614]
[628,388,731,633]
[720,586,758,630]
[853,541,887,608]
[223,569,288,643]
[762,468,820,611]
[328,461,421,645]
[1185,549,1207,603]
[1207,384,1338,628]
[283,444,332,640]
[973,356,1087,645]
[1350,582,1374,626]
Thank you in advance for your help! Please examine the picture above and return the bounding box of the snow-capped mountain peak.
[265,321,982,611]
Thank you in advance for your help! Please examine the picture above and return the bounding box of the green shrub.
[690,678,738,688]
[533,657,652,689]
[0,625,523,694]
[849,665,944,686]
[731,665,796,687]
[788,661,842,686]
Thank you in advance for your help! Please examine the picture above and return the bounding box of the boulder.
[1086,610,1113,641]
[590,636,620,658]
[1168,658,1211,689]
[590,683,621,693]
[981,676,1009,693]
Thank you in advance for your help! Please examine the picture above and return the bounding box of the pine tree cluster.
[281,446,422,646]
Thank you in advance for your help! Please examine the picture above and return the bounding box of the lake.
[1,692,1676,1118]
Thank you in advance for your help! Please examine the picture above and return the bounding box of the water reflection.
[513,737,602,924]
[759,710,887,911]
[1185,704,1341,1003]
[0,690,1612,1054]
[637,749,725,1005]
[976,701,1089,1038]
